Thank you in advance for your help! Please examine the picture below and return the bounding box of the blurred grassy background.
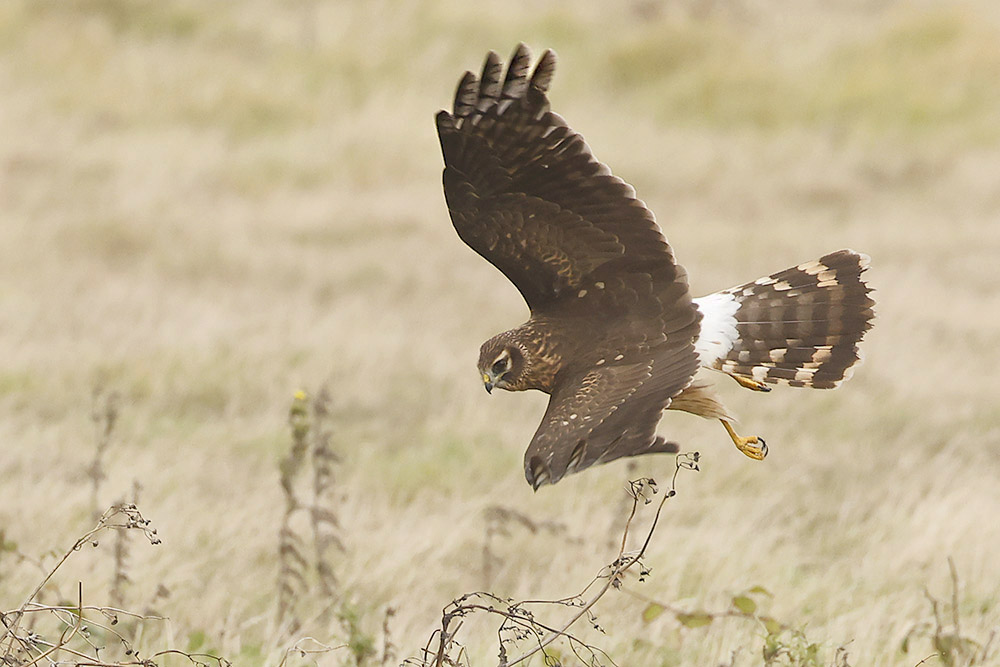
[1,0,998,665]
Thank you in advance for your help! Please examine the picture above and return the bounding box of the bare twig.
[88,389,120,521]
[309,387,343,601]
[276,387,358,655]
[276,636,348,667]
[1,504,162,667]
[907,559,995,666]
[19,582,84,667]
[381,606,397,666]
[277,391,310,631]
[949,557,962,648]
[1,505,158,648]
[110,482,141,610]
[506,456,696,666]
[416,452,700,667]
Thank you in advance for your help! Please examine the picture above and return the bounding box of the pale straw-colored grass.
[1,1,998,665]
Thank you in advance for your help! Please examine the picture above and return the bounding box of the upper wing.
[436,44,681,312]
[523,344,696,490]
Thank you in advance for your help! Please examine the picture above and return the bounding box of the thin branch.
[21,582,84,667]
[1,505,156,646]
[416,453,699,667]
[948,556,961,647]
[507,454,697,666]
[276,636,348,667]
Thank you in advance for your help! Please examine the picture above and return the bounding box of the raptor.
[436,45,874,490]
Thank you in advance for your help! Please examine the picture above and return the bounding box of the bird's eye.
[491,359,507,375]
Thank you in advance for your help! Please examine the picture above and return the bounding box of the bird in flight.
[436,45,874,490]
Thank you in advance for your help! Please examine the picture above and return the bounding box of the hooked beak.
[483,373,494,394]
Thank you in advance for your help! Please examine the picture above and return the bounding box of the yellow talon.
[732,375,772,392]
[721,420,768,460]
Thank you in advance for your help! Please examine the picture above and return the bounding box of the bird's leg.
[721,419,767,460]
[731,374,772,392]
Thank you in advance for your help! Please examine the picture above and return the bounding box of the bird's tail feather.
[695,249,875,389]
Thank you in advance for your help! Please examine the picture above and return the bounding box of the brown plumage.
[436,45,874,490]
[709,250,875,389]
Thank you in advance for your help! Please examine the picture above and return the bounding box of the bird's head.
[478,337,526,394]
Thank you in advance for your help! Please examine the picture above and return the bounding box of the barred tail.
[694,249,875,389]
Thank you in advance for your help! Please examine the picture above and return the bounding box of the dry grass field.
[2,1,999,665]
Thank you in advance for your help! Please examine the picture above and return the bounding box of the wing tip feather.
[452,71,477,119]
[502,43,532,99]
[435,109,454,132]
[478,51,503,104]
[531,49,557,93]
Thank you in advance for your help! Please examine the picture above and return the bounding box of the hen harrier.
[436,45,874,490]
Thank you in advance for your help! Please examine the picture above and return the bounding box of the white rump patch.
[693,292,741,367]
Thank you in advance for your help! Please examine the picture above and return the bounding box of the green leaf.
[0,530,17,552]
[936,634,957,655]
[761,616,783,635]
[186,630,206,653]
[642,603,665,623]
[676,611,713,628]
[732,595,757,614]
[806,642,820,660]
[747,585,772,597]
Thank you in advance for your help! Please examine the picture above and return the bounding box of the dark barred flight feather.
[713,250,875,389]
[437,45,875,489]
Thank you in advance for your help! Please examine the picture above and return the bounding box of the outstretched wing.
[519,256,701,490]
[524,345,694,490]
[436,44,682,312]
